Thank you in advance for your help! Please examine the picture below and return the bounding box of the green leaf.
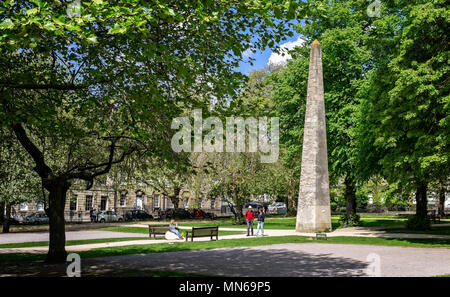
[43,22,56,31]
[26,8,39,16]
[0,18,14,30]
[108,23,127,34]
[86,35,98,43]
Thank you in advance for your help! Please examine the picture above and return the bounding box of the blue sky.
[235,32,304,75]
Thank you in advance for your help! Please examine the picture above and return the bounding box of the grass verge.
[0,237,149,249]
[380,226,450,236]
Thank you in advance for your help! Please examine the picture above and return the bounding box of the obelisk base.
[296,205,331,233]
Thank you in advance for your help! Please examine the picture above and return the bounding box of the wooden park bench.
[148,224,172,239]
[185,226,219,242]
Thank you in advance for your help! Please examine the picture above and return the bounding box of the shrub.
[330,202,338,212]
[338,214,361,227]
[231,217,246,225]
[406,215,431,231]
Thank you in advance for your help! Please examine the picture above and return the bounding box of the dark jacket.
[257,212,265,222]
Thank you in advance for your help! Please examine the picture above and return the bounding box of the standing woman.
[255,208,265,236]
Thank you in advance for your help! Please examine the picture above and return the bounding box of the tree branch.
[12,123,52,181]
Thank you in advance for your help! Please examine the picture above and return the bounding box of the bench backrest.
[148,224,171,233]
[191,226,219,237]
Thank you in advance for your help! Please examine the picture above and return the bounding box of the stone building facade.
[12,187,233,222]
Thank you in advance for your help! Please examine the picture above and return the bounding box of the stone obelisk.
[296,40,332,233]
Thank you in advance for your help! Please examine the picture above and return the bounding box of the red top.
[245,211,255,220]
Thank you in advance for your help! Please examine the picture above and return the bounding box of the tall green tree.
[359,0,449,219]
[272,0,374,224]
[0,1,310,262]
[0,128,41,233]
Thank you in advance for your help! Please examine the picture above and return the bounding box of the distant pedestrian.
[255,208,265,236]
[90,209,97,223]
[245,206,255,236]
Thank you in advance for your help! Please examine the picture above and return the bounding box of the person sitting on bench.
[169,219,184,239]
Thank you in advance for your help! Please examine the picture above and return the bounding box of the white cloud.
[242,46,257,59]
[267,36,305,66]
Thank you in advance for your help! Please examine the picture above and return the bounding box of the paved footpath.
[67,243,450,277]
[1,224,450,254]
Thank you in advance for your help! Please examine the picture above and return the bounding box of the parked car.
[243,202,264,211]
[97,211,124,223]
[164,208,192,219]
[191,209,215,219]
[25,212,49,224]
[267,202,287,215]
[125,210,153,221]
[0,217,20,225]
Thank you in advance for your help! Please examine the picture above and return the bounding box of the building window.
[120,194,126,206]
[69,195,77,211]
[154,195,160,208]
[210,198,216,209]
[85,195,93,211]
[19,202,28,211]
[100,196,107,211]
[168,198,174,209]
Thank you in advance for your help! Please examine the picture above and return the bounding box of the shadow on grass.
[1,235,449,276]
[0,244,369,277]
[79,247,370,277]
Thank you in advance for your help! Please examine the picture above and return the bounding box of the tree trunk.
[344,176,357,225]
[287,194,295,215]
[45,180,70,263]
[0,201,5,224]
[113,189,117,212]
[287,179,298,216]
[171,187,181,212]
[2,202,11,233]
[438,180,446,217]
[415,182,428,218]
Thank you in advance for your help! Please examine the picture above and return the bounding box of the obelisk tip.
[312,40,320,47]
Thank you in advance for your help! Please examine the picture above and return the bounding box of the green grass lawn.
[380,226,450,236]
[0,237,149,249]
[178,217,426,230]
[2,235,449,266]
[178,218,297,229]
[96,226,245,237]
[0,227,244,250]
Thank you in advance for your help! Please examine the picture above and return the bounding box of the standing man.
[90,209,95,223]
[245,206,255,236]
[92,209,97,223]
